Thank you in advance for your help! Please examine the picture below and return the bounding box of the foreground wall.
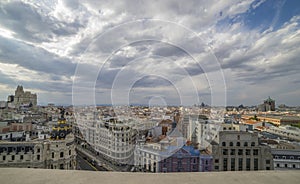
[0,168,299,184]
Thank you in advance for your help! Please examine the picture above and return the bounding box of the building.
[0,134,76,169]
[159,146,200,172]
[199,154,213,172]
[181,115,220,150]
[0,108,76,170]
[272,149,300,170]
[13,85,37,108]
[134,143,200,173]
[266,125,300,141]
[258,97,275,112]
[212,131,274,171]
[75,113,137,166]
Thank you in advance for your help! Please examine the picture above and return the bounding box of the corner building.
[212,131,273,171]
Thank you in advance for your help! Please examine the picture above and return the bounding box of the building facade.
[258,97,275,112]
[0,134,76,169]
[135,144,200,173]
[13,85,37,108]
[272,149,300,170]
[212,131,274,171]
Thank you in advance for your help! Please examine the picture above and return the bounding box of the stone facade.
[0,134,76,170]
[14,86,37,107]
[212,131,274,171]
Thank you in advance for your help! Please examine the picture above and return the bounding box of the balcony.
[0,168,299,184]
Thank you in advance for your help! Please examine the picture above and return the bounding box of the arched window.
[230,142,233,146]
[244,142,248,147]
[236,142,240,146]
[222,142,226,146]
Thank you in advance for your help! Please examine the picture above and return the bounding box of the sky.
[0,0,299,106]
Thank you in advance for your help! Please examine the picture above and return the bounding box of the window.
[60,164,64,169]
[214,166,219,170]
[238,149,243,155]
[3,156,6,161]
[244,142,248,147]
[69,150,71,155]
[222,142,226,146]
[236,142,240,146]
[60,152,64,158]
[246,158,251,171]
[285,164,288,168]
[238,158,243,171]
[223,149,228,155]
[223,158,228,171]
[52,152,54,158]
[246,149,251,156]
[37,148,40,153]
[266,160,270,164]
[276,164,280,168]
[37,155,40,160]
[215,159,219,163]
[229,142,233,146]
[230,149,235,155]
[266,167,270,170]
[231,158,235,171]
[12,155,15,161]
[20,155,23,160]
[253,149,258,156]
[254,158,258,170]
[251,142,255,146]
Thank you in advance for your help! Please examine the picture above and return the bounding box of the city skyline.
[0,0,300,106]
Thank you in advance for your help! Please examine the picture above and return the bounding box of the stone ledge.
[0,168,299,184]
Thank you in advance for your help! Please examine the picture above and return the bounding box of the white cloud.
[0,0,299,106]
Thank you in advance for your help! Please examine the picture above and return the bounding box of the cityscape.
[0,85,300,172]
[0,0,299,184]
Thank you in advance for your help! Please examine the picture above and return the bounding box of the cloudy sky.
[0,0,299,106]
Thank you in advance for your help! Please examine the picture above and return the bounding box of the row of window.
[222,142,256,147]
[276,163,298,168]
[215,158,271,171]
[2,155,40,161]
[222,149,259,156]
[51,150,72,158]
[274,155,300,160]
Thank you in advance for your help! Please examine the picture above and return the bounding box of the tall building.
[258,97,275,112]
[212,131,274,171]
[12,85,37,108]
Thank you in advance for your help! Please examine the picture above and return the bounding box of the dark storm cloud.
[0,36,76,76]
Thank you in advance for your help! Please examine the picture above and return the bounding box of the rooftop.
[0,168,299,184]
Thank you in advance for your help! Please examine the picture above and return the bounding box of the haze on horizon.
[0,0,299,107]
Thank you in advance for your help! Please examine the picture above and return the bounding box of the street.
[77,153,108,171]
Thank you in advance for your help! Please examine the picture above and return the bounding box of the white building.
[272,149,300,170]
